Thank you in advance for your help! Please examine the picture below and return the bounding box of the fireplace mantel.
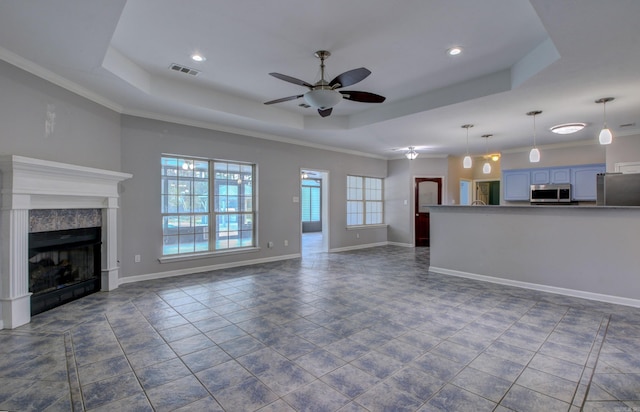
[0,155,132,329]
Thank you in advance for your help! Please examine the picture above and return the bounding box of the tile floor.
[1,246,639,411]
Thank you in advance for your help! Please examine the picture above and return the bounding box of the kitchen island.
[428,205,640,306]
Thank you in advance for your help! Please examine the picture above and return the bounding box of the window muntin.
[347,175,383,226]
[161,156,255,256]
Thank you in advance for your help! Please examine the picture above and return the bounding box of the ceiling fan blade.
[269,72,314,88]
[329,67,371,88]
[264,95,303,105]
[339,90,386,103]
[318,108,333,117]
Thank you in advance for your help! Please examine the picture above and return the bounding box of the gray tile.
[145,374,209,412]
[168,333,215,356]
[213,376,279,412]
[591,373,640,400]
[412,352,466,381]
[451,366,512,403]
[136,357,192,389]
[218,335,265,358]
[355,381,424,412]
[295,349,346,377]
[469,352,525,381]
[529,353,585,382]
[157,323,201,342]
[283,379,351,412]
[324,338,371,362]
[501,384,571,412]
[321,364,380,398]
[516,367,579,403]
[86,392,153,412]
[351,351,405,379]
[180,345,231,373]
[422,383,497,412]
[77,354,132,385]
[82,372,143,410]
[196,360,254,392]
[388,366,446,401]
[126,343,177,370]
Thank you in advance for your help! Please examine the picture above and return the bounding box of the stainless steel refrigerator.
[596,173,640,206]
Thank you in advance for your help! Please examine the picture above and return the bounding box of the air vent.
[169,63,200,76]
[298,103,311,108]
[620,122,637,128]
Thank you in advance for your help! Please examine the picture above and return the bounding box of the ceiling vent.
[169,63,200,76]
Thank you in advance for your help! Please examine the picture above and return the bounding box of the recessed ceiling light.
[550,123,586,134]
[447,47,462,56]
[191,54,206,62]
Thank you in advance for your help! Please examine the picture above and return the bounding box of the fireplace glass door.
[29,227,101,315]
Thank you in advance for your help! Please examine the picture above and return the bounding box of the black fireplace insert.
[28,227,101,315]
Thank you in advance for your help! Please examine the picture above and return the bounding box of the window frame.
[160,155,257,260]
[346,175,384,227]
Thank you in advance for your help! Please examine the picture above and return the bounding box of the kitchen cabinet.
[571,164,605,200]
[530,169,550,185]
[503,170,530,201]
[503,164,604,202]
[550,168,571,184]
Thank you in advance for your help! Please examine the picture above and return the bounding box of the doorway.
[415,177,442,247]
[475,180,500,205]
[460,179,471,205]
[301,169,329,255]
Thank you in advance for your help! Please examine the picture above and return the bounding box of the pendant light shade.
[482,134,492,174]
[529,147,540,163]
[461,124,473,169]
[527,110,542,163]
[596,97,614,145]
[405,146,418,160]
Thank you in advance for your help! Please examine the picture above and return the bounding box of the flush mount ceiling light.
[482,134,492,174]
[461,124,473,168]
[550,123,586,135]
[595,97,615,145]
[527,110,542,163]
[191,53,206,62]
[405,146,419,160]
[447,46,463,56]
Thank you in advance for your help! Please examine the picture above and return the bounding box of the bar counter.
[428,205,640,306]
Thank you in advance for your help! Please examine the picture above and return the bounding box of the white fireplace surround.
[0,155,131,329]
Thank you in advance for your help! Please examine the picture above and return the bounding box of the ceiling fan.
[264,50,386,117]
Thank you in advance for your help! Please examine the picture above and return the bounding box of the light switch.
[293,196,299,203]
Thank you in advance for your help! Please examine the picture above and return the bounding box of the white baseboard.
[429,266,640,308]
[119,253,301,286]
[329,242,388,253]
[386,241,414,248]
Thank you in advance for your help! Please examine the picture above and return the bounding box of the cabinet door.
[503,170,531,201]
[550,168,571,184]
[531,169,550,185]
[571,164,605,200]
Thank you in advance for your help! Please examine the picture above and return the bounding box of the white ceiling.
[1,0,639,159]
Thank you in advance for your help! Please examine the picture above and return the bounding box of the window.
[161,156,255,256]
[301,179,321,223]
[347,175,383,226]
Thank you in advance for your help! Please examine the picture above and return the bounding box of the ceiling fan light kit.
[265,50,386,117]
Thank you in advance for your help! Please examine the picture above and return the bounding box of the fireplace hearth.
[29,227,101,315]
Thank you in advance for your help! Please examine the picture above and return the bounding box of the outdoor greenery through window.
[161,156,255,256]
[347,175,383,226]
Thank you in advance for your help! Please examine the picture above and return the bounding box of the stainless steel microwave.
[530,184,572,203]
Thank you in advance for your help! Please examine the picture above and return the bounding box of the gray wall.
[430,206,640,303]
[0,61,121,170]
[119,115,387,278]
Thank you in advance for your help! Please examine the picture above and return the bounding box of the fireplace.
[0,155,132,329]
[29,227,101,315]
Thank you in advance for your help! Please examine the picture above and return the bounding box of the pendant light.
[462,124,473,168]
[527,110,542,163]
[482,134,492,174]
[595,97,614,145]
[405,146,419,160]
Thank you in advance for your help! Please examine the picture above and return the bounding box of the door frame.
[412,175,446,247]
[300,168,329,253]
